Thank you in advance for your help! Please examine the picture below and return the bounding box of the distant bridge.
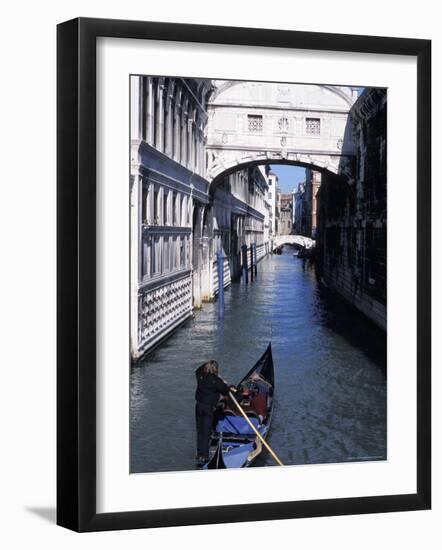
[273,234,314,249]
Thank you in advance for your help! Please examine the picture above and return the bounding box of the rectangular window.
[141,182,147,223]
[145,184,153,225]
[173,192,178,226]
[142,241,148,277]
[163,237,169,272]
[248,114,263,133]
[180,237,185,268]
[153,189,159,224]
[170,237,174,270]
[173,237,178,269]
[163,191,169,225]
[306,117,321,135]
[151,238,156,274]
[153,236,161,274]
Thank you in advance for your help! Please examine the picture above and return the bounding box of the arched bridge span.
[273,235,314,249]
[206,81,358,182]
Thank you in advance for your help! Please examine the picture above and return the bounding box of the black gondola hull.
[204,344,275,469]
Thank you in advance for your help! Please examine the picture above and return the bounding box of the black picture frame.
[57,17,431,532]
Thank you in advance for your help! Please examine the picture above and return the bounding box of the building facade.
[294,181,306,236]
[130,76,212,359]
[292,170,322,238]
[277,192,294,235]
[130,77,271,359]
[316,88,387,330]
[209,165,269,289]
[267,170,279,237]
[303,169,322,238]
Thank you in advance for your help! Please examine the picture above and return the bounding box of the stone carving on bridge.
[277,84,291,98]
[278,116,289,133]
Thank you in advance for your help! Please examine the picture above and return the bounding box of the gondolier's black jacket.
[195,365,230,408]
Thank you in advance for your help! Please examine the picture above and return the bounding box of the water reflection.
[130,249,386,473]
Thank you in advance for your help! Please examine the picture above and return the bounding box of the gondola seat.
[215,414,261,435]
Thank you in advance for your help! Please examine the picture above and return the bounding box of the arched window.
[152,79,158,148]
[193,112,199,172]
[163,189,170,226]
[141,181,148,223]
[163,79,169,153]
[181,98,188,167]
[181,195,188,227]
[141,76,148,141]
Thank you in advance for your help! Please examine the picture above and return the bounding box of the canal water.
[130,249,386,473]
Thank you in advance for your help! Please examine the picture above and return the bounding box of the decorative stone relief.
[278,116,289,133]
[277,84,291,101]
[138,276,192,346]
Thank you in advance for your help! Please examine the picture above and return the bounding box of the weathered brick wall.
[316,89,387,330]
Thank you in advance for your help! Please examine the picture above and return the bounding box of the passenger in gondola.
[195,360,236,464]
[249,372,270,419]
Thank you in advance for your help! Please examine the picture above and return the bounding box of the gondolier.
[203,343,280,469]
[195,360,236,465]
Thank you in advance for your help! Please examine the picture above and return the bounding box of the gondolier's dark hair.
[204,360,219,375]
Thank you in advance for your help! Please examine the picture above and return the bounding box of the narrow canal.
[130,248,386,473]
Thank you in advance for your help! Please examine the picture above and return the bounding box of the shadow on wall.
[316,87,387,330]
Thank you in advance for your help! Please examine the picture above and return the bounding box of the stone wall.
[316,88,387,330]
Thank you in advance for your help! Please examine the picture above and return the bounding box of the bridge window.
[248,114,263,133]
[306,117,321,135]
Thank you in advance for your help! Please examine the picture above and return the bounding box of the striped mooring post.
[216,250,225,319]
[253,242,258,277]
[241,244,248,285]
[250,244,254,282]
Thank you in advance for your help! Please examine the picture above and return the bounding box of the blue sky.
[270,165,306,193]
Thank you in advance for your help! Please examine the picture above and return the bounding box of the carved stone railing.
[256,242,266,261]
[138,271,192,354]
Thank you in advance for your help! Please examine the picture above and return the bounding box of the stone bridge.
[206,81,358,182]
[273,234,314,249]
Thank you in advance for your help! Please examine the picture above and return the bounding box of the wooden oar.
[228,391,284,466]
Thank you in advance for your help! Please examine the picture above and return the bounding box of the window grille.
[248,115,263,133]
[306,117,321,135]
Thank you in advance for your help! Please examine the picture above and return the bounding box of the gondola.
[203,343,275,469]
